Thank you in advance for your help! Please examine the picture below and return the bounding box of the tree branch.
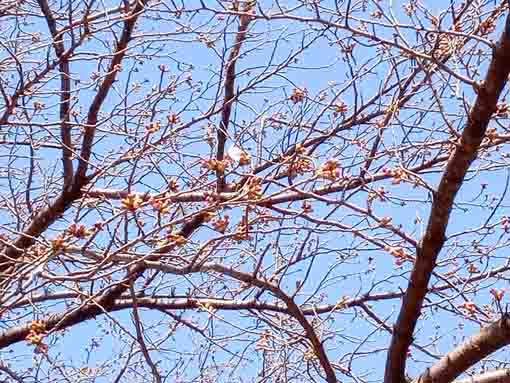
[415,316,510,383]
[37,0,74,188]
[0,0,147,284]
[74,0,146,183]
[215,4,252,192]
[384,8,510,383]
[454,369,510,383]
[0,210,206,349]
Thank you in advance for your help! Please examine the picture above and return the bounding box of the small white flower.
[227,145,244,162]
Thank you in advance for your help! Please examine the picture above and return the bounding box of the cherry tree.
[1,0,510,382]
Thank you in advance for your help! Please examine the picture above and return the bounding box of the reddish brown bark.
[384,12,510,383]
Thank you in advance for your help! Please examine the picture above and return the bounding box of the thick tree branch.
[0,0,146,283]
[415,316,510,383]
[74,0,146,183]
[0,211,205,349]
[85,153,448,205]
[215,5,252,192]
[454,369,510,383]
[37,0,74,188]
[0,266,143,349]
[0,249,335,381]
[384,9,510,383]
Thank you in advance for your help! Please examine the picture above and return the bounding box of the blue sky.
[2,0,510,381]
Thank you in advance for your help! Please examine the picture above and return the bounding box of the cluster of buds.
[403,2,416,16]
[228,0,256,11]
[197,32,215,48]
[385,245,411,266]
[167,113,180,125]
[121,193,144,211]
[370,10,383,18]
[33,100,45,111]
[145,121,161,133]
[382,166,408,185]
[495,103,510,117]
[316,159,341,181]
[479,17,496,36]
[287,157,314,178]
[374,119,386,130]
[290,87,307,104]
[302,200,313,213]
[31,32,41,42]
[459,301,477,316]
[227,145,251,166]
[202,211,216,223]
[165,233,187,246]
[203,191,221,206]
[368,186,388,202]
[212,215,229,233]
[467,263,479,274]
[294,143,306,154]
[26,320,48,354]
[50,235,68,253]
[168,178,179,192]
[67,223,92,239]
[232,216,251,241]
[501,216,510,233]
[340,42,355,55]
[201,159,229,173]
[352,139,366,149]
[149,196,171,214]
[243,176,262,199]
[237,151,251,166]
[333,101,348,115]
[384,102,400,118]
[450,22,461,33]
[303,347,317,361]
[141,110,152,120]
[26,245,44,262]
[198,301,217,314]
[485,127,499,144]
[490,288,505,301]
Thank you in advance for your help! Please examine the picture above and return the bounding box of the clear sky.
[1,0,510,382]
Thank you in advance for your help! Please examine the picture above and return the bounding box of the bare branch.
[416,316,510,383]
[385,10,510,383]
